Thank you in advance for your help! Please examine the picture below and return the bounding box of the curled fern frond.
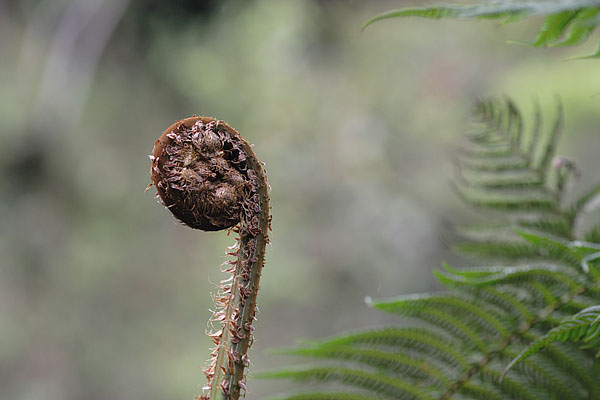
[363,1,600,58]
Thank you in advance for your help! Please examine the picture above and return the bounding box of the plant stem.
[150,117,270,399]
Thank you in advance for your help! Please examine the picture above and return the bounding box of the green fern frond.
[499,348,587,399]
[436,263,584,289]
[283,345,452,385]
[362,1,600,58]
[268,394,387,400]
[454,286,535,325]
[459,381,506,400]
[454,240,540,261]
[516,230,582,268]
[276,328,470,368]
[264,99,600,399]
[369,298,489,352]
[480,365,544,400]
[517,219,571,238]
[260,367,435,400]
[541,342,600,396]
[371,294,511,338]
[526,281,560,306]
[458,143,514,158]
[530,10,581,46]
[550,8,600,46]
[457,170,543,190]
[504,306,600,376]
[454,185,557,212]
[458,156,529,172]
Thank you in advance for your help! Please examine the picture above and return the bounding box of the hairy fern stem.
[150,117,270,399]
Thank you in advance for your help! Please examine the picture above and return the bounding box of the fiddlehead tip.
[151,116,252,231]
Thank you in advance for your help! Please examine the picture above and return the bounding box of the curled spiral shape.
[151,116,256,231]
[150,116,270,400]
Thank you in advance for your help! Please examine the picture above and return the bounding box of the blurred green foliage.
[1,1,600,399]
[363,0,600,60]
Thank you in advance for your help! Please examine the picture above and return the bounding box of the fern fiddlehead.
[150,116,270,399]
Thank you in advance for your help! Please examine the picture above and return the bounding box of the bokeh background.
[1,1,600,399]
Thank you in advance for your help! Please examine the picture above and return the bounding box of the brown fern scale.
[150,116,270,399]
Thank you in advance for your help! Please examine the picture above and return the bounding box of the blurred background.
[1,0,600,399]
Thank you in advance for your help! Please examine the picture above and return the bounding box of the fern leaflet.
[363,1,600,59]
[263,99,600,400]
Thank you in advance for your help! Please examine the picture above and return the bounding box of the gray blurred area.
[1,1,600,399]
